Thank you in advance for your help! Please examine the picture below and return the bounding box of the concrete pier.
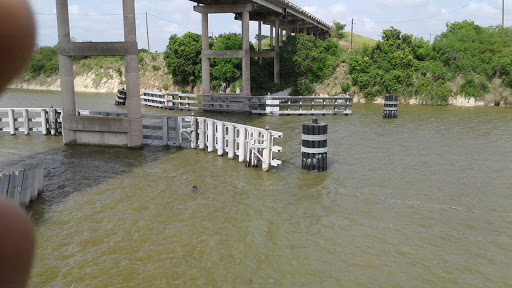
[56,0,142,147]
[274,19,281,84]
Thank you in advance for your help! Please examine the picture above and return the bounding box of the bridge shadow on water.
[0,144,179,226]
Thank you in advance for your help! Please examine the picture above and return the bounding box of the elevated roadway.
[189,0,333,96]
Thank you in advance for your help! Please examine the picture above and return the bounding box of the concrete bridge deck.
[189,0,332,34]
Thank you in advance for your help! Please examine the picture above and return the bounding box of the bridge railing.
[0,109,283,171]
[270,0,333,30]
[0,108,62,135]
[141,115,283,171]
[140,91,353,116]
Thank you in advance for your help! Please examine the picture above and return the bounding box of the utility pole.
[146,11,150,52]
[503,0,505,27]
[429,33,432,44]
[350,18,354,53]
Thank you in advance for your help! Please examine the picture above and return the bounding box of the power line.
[146,13,202,33]
[356,0,485,24]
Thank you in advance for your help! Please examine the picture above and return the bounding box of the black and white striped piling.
[302,118,328,172]
[383,94,398,119]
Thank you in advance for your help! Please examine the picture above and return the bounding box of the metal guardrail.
[141,91,353,116]
[269,0,333,30]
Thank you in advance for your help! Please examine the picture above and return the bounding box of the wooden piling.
[207,120,214,152]
[41,109,48,135]
[0,173,10,198]
[20,166,33,207]
[23,109,29,135]
[49,108,57,135]
[217,122,224,156]
[8,109,15,135]
[198,118,205,150]
[227,124,235,159]
[191,115,197,149]
[162,116,169,146]
[238,127,246,163]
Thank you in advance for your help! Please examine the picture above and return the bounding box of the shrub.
[340,82,351,93]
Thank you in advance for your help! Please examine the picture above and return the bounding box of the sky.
[28,0,510,52]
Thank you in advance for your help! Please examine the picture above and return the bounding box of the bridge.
[190,0,333,96]
[54,0,334,148]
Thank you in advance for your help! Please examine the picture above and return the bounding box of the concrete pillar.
[201,12,210,95]
[270,25,274,47]
[258,21,262,64]
[123,0,143,148]
[274,19,280,84]
[242,11,251,96]
[56,0,76,144]
[280,26,284,43]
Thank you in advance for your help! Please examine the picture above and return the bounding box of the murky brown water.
[1,89,512,287]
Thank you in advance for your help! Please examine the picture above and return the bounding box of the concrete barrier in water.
[0,162,44,207]
[383,94,398,119]
[302,118,328,172]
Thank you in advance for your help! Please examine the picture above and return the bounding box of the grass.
[339,32,377,51]
[252,33,376,52]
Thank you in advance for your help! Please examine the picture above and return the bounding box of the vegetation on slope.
[18,20,512,105]
[163,32,343,96]
[348,21,512,105]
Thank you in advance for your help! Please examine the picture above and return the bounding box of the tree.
[163,32,204,86]
[281,34,343,95]
[331,21,346,40]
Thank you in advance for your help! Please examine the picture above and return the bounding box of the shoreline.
[6,85,505,107]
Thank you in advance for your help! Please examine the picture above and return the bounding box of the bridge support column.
[201,12,210,95]
[270,25,274,47]
[123,0,143,148]
[56,0,143,147]
[258,21,262,64]
[242,11,251,96]
[274,19,280,84]
[56,0,76,144]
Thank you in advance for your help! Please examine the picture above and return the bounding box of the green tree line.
[349,20,512,104]
[163,31,343,96]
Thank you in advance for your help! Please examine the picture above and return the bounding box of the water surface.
[1,89,511,287]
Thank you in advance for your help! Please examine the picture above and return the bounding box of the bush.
[340,82,351,93]
[210,80,222,92]
[460,74,489,99]
[163,32,204,86]
[25,46,59,78]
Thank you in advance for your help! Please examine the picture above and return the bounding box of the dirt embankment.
[9,53,201,94]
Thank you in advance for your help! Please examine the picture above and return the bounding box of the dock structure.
[79,111,283,171]
[0,162,44,207]
[0,108,62,135]
[188,0,332,96]
[140,92,353,116]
